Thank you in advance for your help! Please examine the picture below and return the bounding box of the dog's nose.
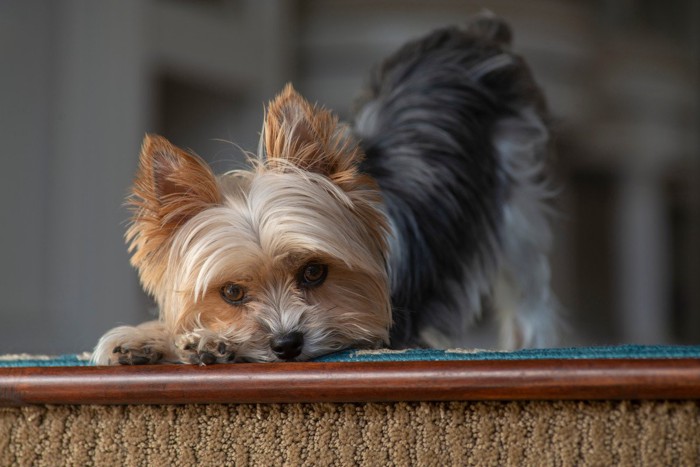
[270,331,304,361]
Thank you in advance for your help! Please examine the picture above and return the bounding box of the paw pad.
[177,334,236,365]
[112,345,163,365]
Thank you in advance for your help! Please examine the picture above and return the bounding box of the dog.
[92,14,558,365]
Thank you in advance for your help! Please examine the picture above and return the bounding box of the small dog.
[93,15,558,365]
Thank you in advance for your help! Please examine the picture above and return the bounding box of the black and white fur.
[354,15,558,349]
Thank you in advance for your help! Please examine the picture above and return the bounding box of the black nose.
[270,331,304,361]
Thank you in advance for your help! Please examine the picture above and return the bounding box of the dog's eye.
[220,283,246,305]
[299,262,328,288]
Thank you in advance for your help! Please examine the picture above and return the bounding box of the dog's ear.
[263,84,364,190]
[126,135,220,291]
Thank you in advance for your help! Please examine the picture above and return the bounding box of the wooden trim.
[1,359,699,406]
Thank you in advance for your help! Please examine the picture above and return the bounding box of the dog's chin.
[235,348,339,363]
[235,339,382,363]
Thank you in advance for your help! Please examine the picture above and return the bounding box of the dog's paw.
[175,331,237,365]
[112,344,164,365]
[92,321,171,366]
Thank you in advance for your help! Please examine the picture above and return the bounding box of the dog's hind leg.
[492,108,560,349]
[494,249,559,349]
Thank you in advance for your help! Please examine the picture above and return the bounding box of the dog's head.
[126,85,391,361]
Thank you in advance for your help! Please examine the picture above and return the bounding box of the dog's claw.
[112,345,162,365]
[189,351,216,365]
[119,354,151,365]
[199,352,216,365]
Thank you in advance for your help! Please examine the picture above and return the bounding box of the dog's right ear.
[126,134,220,293]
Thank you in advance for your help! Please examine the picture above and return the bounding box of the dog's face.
[126,85,392,361]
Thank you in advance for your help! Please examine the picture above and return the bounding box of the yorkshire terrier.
[92,15,558,365]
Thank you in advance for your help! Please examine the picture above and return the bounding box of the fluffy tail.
[353,14,556,348]
[463,11,513,46]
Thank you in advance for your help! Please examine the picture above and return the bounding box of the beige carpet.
[1,400,698,466]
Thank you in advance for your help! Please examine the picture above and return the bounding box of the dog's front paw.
[112,344,163,365]
[175,331,237,365]
[92,321,171,365]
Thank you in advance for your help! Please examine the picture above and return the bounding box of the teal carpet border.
[1,345,699,367]
[0,354,93,368]
[314,344,700,362]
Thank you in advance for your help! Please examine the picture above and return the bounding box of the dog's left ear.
[263,84,363,190]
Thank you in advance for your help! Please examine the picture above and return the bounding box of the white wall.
[1,1,150,353]
[0,1,55,350]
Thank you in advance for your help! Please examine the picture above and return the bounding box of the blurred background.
[1,0,698,354]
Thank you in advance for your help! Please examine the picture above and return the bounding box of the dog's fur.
[92,15,557,365]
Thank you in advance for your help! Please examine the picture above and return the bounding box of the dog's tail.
[463,11,513,47]
[353,14,556,348]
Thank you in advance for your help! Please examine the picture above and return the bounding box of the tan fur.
[262,85,387,250]
[93,85,392,365]
[126,135,221,299]
[264,84,361,187]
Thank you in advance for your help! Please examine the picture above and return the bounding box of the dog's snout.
[270,331,304,361]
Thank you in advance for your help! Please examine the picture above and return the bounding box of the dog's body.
[93,16,557,365]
